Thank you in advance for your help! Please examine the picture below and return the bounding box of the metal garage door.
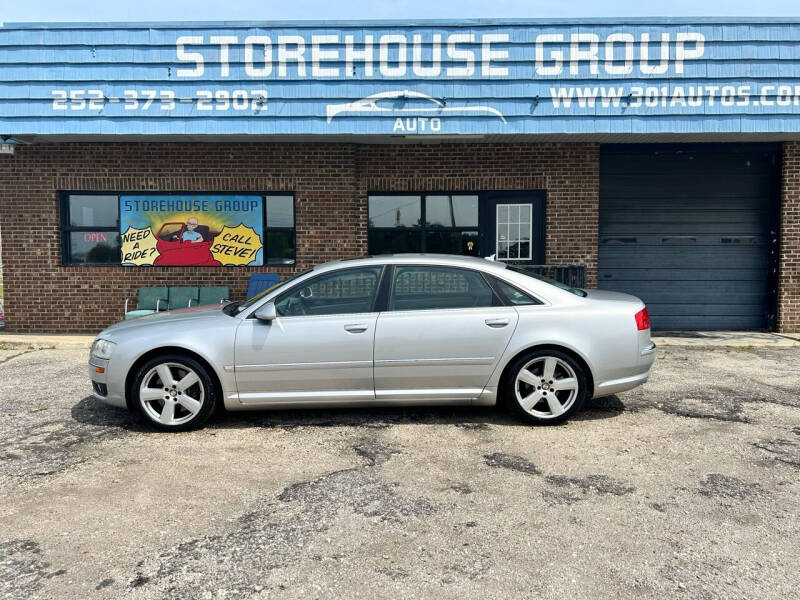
[599,144,780,330]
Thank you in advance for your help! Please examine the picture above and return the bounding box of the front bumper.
[89,357,127,408]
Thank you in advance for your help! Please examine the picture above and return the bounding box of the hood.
[98,305,228,338]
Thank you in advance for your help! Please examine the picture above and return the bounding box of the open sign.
[84,232,108,243]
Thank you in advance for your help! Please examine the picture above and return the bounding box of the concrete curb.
[0,334,94,350]
[652,332,800,348]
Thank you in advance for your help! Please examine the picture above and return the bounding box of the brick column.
[779,141,800,333]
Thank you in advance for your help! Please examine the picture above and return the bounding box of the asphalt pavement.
[0,344,798,599]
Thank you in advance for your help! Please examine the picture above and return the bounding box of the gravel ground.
[0,345,799,599]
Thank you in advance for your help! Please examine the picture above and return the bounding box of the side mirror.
[254,302,278,322]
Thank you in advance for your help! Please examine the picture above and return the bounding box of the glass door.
[479,192,546,263]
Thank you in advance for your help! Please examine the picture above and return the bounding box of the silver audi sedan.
[89,254,655,431]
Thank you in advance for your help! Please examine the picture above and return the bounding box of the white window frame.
[495,203,533,261]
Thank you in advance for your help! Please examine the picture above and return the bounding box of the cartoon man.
[181,217,203,243]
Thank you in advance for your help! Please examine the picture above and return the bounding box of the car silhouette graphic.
[326,90,507,123]
[154,222,222,266]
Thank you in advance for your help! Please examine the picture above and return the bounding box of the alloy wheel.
[139,362,205,426]
[514,356,579,420]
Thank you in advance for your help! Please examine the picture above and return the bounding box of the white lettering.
[675,32,705,74]
[278,35,307,77]
[345,35,374,77]
[535,34,564,76]
[446,33,475,77]
[176,35,204,77]
[312,34,340,77]
[570,33,599,75]
[380,34,407,77]
[413,33,441,77]
[210,35,237,77]
[604,33,634,75]
[244,35,272,77]
[640,33,669,75]
[481,34,508,77]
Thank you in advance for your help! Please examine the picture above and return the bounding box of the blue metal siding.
[1,19,800,136]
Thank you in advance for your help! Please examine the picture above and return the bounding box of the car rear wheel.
[505,349,588,424]
[132,355,216,431]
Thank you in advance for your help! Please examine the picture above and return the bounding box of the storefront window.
[367,194,480,256]
[265,195,295,265]
[60,192,296,266]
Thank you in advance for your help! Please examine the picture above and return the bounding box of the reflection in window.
[390,266,496,311]
[368,196,421,228]
[425,195,478,228]
[265,195,296,264]
[69,231,122,264]
[275,267,383,316]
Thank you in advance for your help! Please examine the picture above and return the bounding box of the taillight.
[635,307,651,331]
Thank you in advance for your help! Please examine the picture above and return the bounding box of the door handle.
[344,324,369,333]
[485,318,510,328]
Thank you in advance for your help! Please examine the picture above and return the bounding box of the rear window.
[505,266,587,298]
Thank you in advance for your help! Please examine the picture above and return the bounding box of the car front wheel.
[505,349,589,424]
[132,354,216,431]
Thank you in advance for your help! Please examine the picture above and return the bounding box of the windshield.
[505,266,587,298]
[234,270,313,314]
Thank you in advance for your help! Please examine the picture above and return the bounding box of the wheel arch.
[124,346,225,411]
[496,343,596,402]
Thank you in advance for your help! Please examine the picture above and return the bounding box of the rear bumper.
[594,370,651,397]
[593,342,656,397]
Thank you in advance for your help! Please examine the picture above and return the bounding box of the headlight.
[91,339,117,360]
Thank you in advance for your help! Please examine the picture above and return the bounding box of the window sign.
[120,195,264,266]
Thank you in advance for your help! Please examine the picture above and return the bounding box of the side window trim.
[485,274,544,306]
[273,265,384,317]
[386,264,503,312]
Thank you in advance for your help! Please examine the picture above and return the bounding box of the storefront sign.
[2,19,800,136]
[119,195,264,267]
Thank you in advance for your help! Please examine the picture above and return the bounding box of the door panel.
[233,265,385,405]
[374,307,518,399]
[234,314,377,404]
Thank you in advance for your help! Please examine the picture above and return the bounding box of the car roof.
[313,253,510,273]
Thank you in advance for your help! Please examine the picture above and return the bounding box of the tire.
[131,354,217,431]
[503,349,589,425]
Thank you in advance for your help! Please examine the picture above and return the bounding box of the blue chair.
[168,286,199,310]
[198,286,230,306]
[246,273,280,299]
[124,286,168,320]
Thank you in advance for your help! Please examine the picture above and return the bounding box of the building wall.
[779,142,800,333]
[0,141,599,333]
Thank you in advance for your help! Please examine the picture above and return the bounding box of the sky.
[1,0,799,23]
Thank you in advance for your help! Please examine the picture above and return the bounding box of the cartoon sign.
[120,195,264,267]
[121,226,160,265]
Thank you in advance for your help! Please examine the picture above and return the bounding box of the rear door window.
[389,266,498,311]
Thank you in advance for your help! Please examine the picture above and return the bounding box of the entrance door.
[479,192,546,263]
[233,266,384,405]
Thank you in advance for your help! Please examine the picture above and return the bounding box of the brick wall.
[779,142,800,333]
[0,141,599,333]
